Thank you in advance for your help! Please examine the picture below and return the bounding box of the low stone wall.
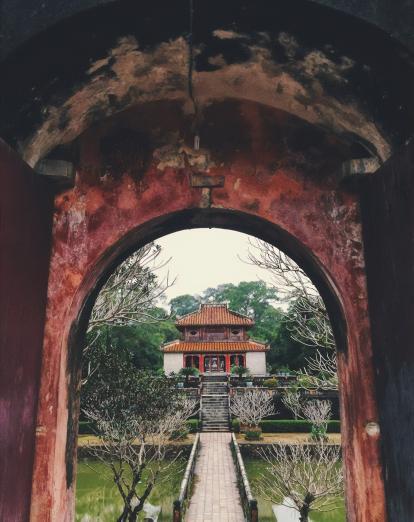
[231,433,258,522]
[172,433,200,522]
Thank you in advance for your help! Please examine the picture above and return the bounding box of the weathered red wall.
[0,140,53,522]
[30,101,386,521]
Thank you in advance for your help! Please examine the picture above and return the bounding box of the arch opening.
[67,208,348,520]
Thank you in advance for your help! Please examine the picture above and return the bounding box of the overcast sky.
[155,228,274,303]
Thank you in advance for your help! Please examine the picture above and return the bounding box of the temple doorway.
[204,355,226,373]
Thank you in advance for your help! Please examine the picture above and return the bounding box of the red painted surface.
[29,101,386,521]
[225,354,230,373]
[0,140,53,521]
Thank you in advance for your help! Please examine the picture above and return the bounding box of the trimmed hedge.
[231,419,340,433]
[79,421,94,434]
[79,419,200,435]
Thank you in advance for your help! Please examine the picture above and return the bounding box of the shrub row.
[231,419,341,433]
[78,419,200,435]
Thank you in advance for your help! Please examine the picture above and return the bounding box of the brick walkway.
[185,432,245,522]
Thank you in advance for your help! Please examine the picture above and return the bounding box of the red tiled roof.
[161,340,268,353]
[176,304,253,327]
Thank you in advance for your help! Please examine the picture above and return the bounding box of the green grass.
[243,457,346,522]
[75,458,185,521]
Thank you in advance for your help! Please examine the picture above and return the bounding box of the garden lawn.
[76,458,185,521]
[236,433,341,444]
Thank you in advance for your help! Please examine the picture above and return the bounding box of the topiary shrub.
[263,378,278,389]
[245,430,262,441]
[231,418,241,433]
[187,419,200,433]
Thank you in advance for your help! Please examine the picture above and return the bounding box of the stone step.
[201,428,230,433]
[203,422,229,428]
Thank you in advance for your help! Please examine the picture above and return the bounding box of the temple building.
[161,303,269,375]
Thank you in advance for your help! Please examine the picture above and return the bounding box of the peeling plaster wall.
[19,33,391,166]
[1,0,413,164]
[30,101,386,521]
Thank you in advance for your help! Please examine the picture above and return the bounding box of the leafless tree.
[83,394,196,522]
[258,442,343,522]
[230,388,275,428]
[300,350,338,390]
[281,389,303,420]
[83,242,174,382]
[247,239,334,349]
[281,391,332,440]
[89,243,173,330]
[302,400,332,436]
[246,239,338,389]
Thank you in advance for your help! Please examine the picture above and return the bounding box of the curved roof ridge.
[175,302,254,326]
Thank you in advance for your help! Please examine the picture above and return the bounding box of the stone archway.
[27,97,386,521]
[1,2,414,520]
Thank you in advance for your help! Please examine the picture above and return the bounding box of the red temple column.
[200,354,204,373]
[225,353,231,373]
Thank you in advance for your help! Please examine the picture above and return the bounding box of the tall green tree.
[169,294,200,317]
[85,307,178,372]
[201,281,277,321]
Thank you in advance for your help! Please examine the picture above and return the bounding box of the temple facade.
[162,303,268,375]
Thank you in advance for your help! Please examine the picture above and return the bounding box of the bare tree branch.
[82,242,175,384]
[246,239,338,390]
[230,389,275,428]
[257,442,343,522]
[88,243,174,331]
[83,392,196,522]
[246,239,335,350]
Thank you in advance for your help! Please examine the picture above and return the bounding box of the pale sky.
[155,228,274,303]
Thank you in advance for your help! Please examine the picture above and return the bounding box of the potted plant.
[179,367,199,387]
[231,364,250,385]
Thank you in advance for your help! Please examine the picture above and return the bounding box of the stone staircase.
[201,375,230,432]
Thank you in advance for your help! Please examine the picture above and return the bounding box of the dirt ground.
[236,432,341,444]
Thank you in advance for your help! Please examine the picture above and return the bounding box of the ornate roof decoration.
[176,303,253,327]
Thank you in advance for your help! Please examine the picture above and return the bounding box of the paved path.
[185,432,245,522]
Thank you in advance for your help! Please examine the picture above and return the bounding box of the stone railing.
[231,433,258,522]
[172,433,200,522]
